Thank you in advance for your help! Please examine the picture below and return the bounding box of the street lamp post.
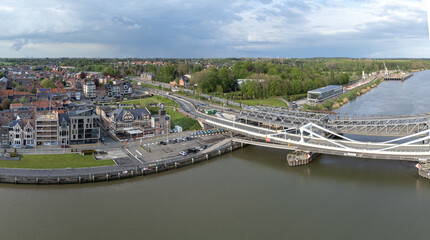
[166,121,169,144]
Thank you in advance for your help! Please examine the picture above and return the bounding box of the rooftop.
[308,85,342,93]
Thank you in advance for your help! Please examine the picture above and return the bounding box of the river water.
[2,72,430,240]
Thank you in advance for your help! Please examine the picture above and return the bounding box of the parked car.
[1,145,10,149]
[187,148,199,154]
[159,141,167,145]
[196,146,204,151]
[24,145,33,149]
[60,145,70,148]
[179,151,188,156]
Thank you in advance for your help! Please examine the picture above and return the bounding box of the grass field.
[0,154,116,169]
[165,109,202,131]
[122,95,179,108]
[122,95,201,131]
[238,98,288,107]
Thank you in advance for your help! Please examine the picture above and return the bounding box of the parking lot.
[126,134,230,163]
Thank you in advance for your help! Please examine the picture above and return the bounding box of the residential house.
[58,113,70,146]
[150,109,170,136]
[1,89,13,101]
[0,77,8,89]
[170,76,189,88]
[0,126,9,145]
[9,119,23,148]
[68,109,100,144]
[0,110,12,127]
[96,86,107,99]
[83,81,96,99]
[141,72,155,81]
[123,81,132,95]
[22,119,35,147]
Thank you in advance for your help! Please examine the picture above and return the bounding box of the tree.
[94,79,101,87]
[1,99,10,110]
[192,64,203,73]
[19,96,26,104]
[79,72,87,79]
[218,67,236,92]
[14,85,28,92]
[340,73,349,84]
[216,85,223,95]
[178,63,188,76]
[41,79,56,88]
[198,70,221,93]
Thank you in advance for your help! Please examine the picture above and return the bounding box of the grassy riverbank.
[0,154,115,169]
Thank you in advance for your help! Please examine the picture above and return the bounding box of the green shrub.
[81,149,97,155]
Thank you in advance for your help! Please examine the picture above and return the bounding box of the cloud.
[11,39,28,51]
[0,0,428,57]
[127,24,141,30]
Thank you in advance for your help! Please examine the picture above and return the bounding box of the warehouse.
[307,85,344,102]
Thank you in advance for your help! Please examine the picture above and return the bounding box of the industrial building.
[307,85,344,102]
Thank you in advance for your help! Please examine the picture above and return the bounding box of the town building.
[35,113,58,146]
[98,107,170,139]
[83,81,96,99]
[141,72,155,81]
[58,113,70,146]
[68,109,100,144]
[9,119,23,148]
[0,126,9,146]
[22,119,35,147]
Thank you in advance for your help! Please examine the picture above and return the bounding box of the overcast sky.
[0,0,429,58]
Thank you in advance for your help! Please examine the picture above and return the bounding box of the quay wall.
[0,141,243,185]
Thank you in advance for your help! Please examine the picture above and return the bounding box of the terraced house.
[9,118,35,148]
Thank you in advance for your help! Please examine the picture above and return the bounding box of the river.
[2,71,430,240]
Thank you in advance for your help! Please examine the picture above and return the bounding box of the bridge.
[238,106,430,137]
[164,93,430,179]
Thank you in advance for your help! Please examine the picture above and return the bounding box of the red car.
[60,145,70,148]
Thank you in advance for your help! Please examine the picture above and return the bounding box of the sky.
[0,0,429,58]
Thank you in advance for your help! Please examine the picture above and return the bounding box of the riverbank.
[0,139,242,184]
[303,78,383,111]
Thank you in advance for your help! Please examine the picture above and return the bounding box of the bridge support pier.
[417,161,430,180]
[287,151,320,167]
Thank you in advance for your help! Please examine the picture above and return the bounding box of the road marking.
[136,150,143,156]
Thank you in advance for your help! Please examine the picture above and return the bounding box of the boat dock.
[384,73,413,81]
